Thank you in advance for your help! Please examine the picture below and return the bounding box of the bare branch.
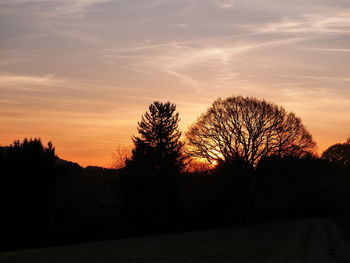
[186,96,316,166]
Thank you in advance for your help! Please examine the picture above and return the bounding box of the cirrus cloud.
[213,0,235,8]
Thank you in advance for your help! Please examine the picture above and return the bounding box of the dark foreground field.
[1,219,349,263]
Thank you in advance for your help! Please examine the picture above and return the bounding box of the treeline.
[1,96,350,251]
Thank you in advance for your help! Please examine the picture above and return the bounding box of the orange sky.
[1,0,350,167]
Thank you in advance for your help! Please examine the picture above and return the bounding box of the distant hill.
[1,145,118,176]
[83,166,119,176]
[55,157,81,169]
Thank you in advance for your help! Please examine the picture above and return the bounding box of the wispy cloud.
[276,74,350,82]
[98,36,308,89]
[0,0,113,16]
[255,12,350,34]
[213,0,235,8]
[173,23,188,28]
[0,73,60,87]
[310,48,350,53]
[0,73,94,93]
[53,0,112,15]
[101,37,306,68]
[0,59,26,66]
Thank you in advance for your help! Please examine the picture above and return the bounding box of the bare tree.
[186,96,316,166]
[112,144,132,169]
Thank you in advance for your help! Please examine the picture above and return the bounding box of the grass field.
[0,220,311,263]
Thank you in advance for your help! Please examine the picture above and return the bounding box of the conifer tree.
[128,101,184,174]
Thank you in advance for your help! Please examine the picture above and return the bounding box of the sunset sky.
[1,0,349,167]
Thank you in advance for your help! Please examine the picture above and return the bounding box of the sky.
[0,0,350,167]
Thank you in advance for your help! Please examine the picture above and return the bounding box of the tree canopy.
[322,137,350,166]
[186,96,316,166]
[0,138,58,249]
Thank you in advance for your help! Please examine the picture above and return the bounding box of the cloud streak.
[0,73,61,87]
[0,0,113,16]
[255,12,350,34]
[213,0,235,8]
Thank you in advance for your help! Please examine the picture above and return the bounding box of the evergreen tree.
[123,102,184,233]
[128,101,184,174]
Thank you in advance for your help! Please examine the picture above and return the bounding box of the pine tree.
[128,101,184,174]
[123,102,184,233]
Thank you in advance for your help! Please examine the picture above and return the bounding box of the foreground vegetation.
[0,220,310,263]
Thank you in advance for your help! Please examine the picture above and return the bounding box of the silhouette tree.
[186,96,316,167]
[123,102,184,233]
[322,137,350,166]
[0,138,57,250]
[127,101,184,173]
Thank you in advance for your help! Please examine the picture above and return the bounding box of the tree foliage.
[127,101,184,173]
[186,96,316,166]
[322,137,350,166]
[0,138,57,249]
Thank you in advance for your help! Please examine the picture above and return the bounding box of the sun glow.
[210,160,219,168]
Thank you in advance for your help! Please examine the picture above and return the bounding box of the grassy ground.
[0,220,310,263]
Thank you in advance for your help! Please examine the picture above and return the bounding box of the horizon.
[1,0,350,167]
